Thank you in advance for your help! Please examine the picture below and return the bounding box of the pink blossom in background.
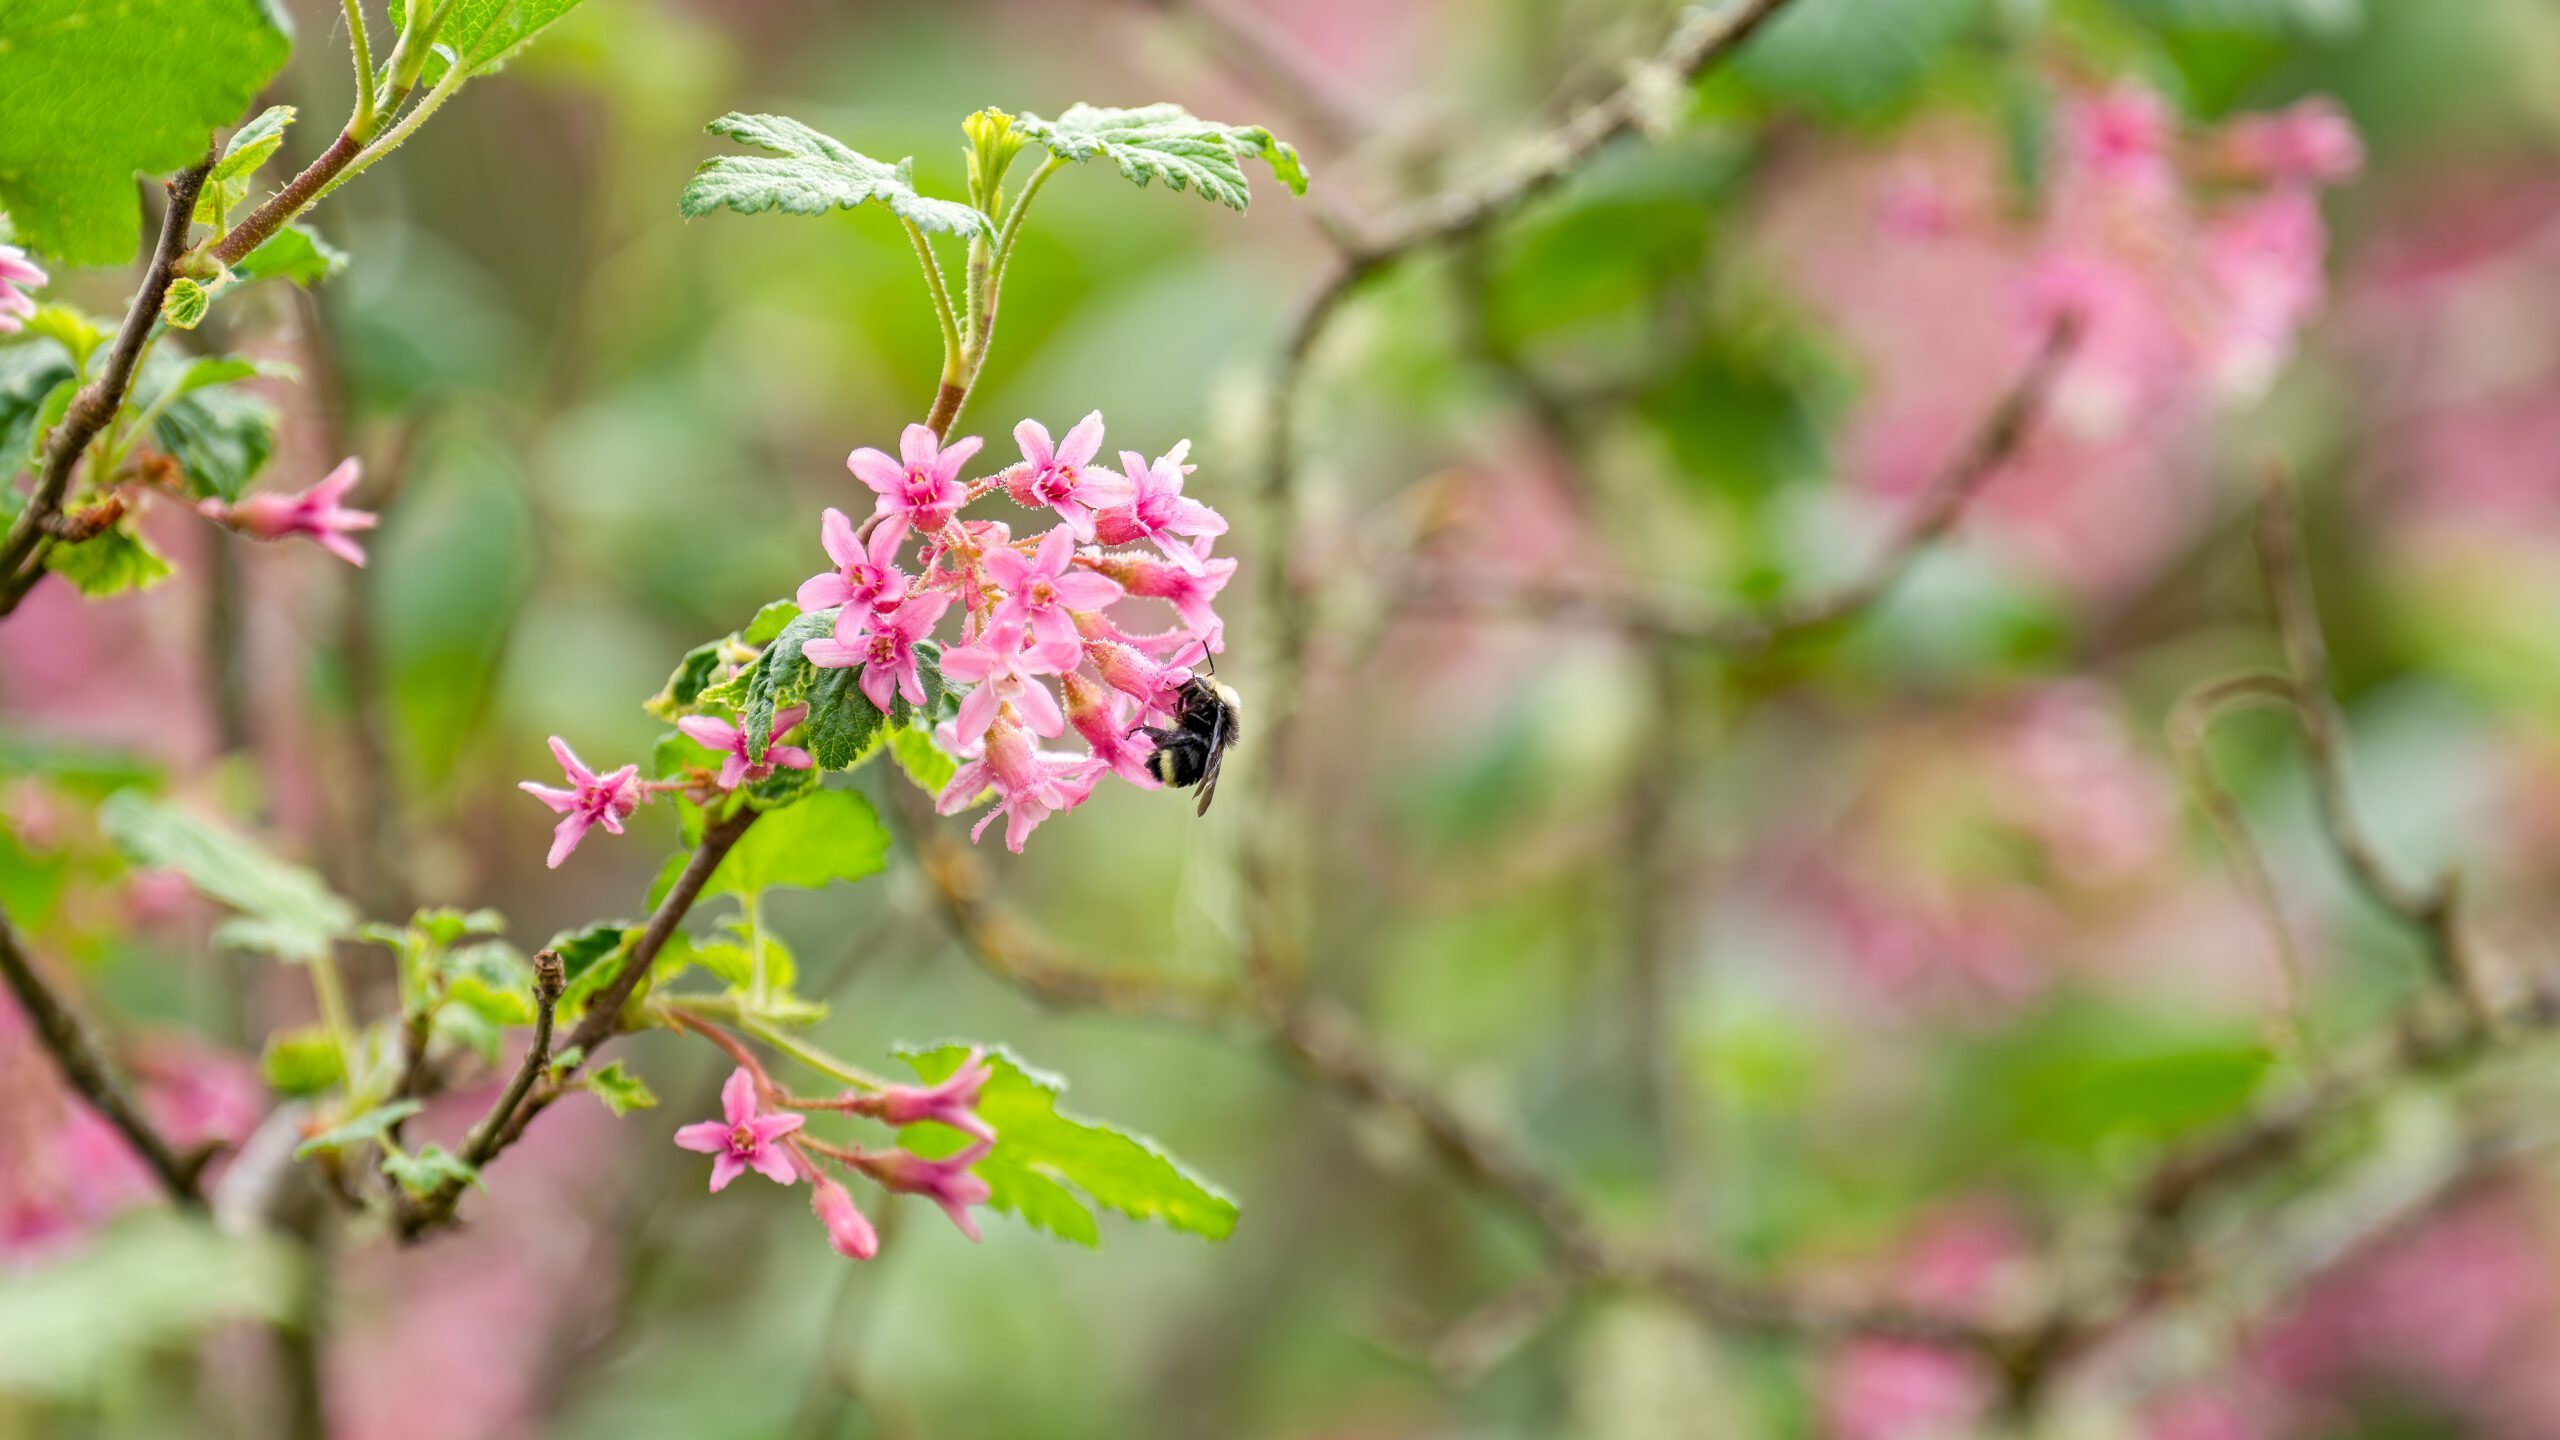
[0,244,46,331]
[202,457,379,567]
[849,423,978,540]
[1816,1205,2020,1440]
[674,703,813,790]
[796,506,909,616]
[2216,96,2365,185]
[1989,684,2178,886]
[672,1068,805,1192]
[517,736,644,868]
[1007,412,1132,540]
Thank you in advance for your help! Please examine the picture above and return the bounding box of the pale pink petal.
[548,736,597,786]
[803,638,862,669]
[1013,417,1055,466]
[797,573,857,612]
[898,423,940,468]
[546,814,592,868]
[676,715,738,751]
[1014,680,1065,737]
[1078,468,1136,508]
[716,754,749,790]
[1057,410,1106,468]
[720,1068,758,1127]
[819,507,860,567]
[708,1152,746,1193]
[1050,570,1121,610]
[847,447,906,495]
[954,683,1001,745]
[519,782,577,814]
[673,1121,731,1153]
[982,547,1032,591]
[930,433,984,481]
[860,661,897,713]
[767,744,814,771]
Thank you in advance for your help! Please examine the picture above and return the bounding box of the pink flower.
[2204,187,2330,400]
[936,716,1102,852]
[517,736,644,868]
[796,506,908,616]
[672,1067,806,1193]
[0,245,46,333]
[675,703,814,790]
[1819,1341,1990,1440]
[847,1050,996,1142]
[805,591,951,714]
[942,622,1073,745]
[809,1174,879,1260]
[848,423,980,539]
[2063,82,2178,198]
[853,1141,994,1241]
[1092,442,1226,573]
[1064,670,1160,788]
[203,457,378,567]
[1082,635,1190,719]
[1006,412,1134,540]
[987,524,1124,653]
[2217,96,2362,184]
[1083,543,1234,648]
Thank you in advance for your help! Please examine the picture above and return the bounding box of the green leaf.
[138,352,278,502]
[701,788,889,901]
[888,724,959,794]
[232,223,349,289]
[585,1061,658,1116]
[1740,0,1993,114]
[20,306,105,373]
[292,1099,425,1159]
[99,792,356,962]
[382,1144,479,1197]
[0,343,76,470]
[259,1027,346,1098]
[646,641,728,722]
[738,606,837,759]
[197,104,295,229]
[741,598,800,645]
[45,525,173,598]
[0,0,292,265]
[803,664,890,770]
[680,113,994,238]
[2112,0,2358,35]
[160,279,209,330]
[425,0,592,81]
[895,1042,1240,1245]
[549,919,635,989]
[1013,103,1309,212]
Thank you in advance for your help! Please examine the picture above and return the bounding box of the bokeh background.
[12,0,2560,1436]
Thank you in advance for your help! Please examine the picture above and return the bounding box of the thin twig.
[0,156,215,613]
[0,903,208,1205]
[459,948,566,1166]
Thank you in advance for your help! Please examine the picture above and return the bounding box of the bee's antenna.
[1203,652,1219,677]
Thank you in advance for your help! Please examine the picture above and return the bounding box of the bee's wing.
[1194,742,1225,815]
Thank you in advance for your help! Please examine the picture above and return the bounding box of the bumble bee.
[1140,676,1243,816]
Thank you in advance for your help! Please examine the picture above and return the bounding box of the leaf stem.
[340,0,377,135]
[901,218,963,396]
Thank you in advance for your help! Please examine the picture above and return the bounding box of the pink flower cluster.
[801,413,1234,850]
[674,1054,997,1259]
[0,244,45,334]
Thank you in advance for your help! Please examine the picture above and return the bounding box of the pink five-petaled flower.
[673,1068,806,1193]
[1006,412,1132,540]
[204,457,379,567]
[1064,670,1161,788]
[676,704,814,791]
[517,736,644,868]
[937,715,1102,852]
[796,506,909,617]
[1093,441,1226,573]
[849,423,980,540]
[809,1174,879,1260]
[854,1141,995,1242]
[941,621,1075,746]
[0,245,47,333]
[847,1050,997,1143]
[805,591,951,714]
[987,524,1124,653]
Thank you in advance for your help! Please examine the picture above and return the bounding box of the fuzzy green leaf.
[802,664,890,770]
[99,792,356,962]
[232,224,349,289]
[701,789,889,902]
[197,105,295,229]
[887,724,960,795]
[292,1100,425,1159]
[422,0,592,82]
[138,352,278,502]
[737,606,837,759]
[0,0,292,265]
[160,279,209,330]
[585,1061,658,1116]
[45,526,173,598]
[20,306,104,372]
[259,1027,345,1098]
[681,113,993,238]
[382,1144,480,1197]
[896,1042,1239,1245]
[1013,103,1308,212]
[0,344,76,470]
